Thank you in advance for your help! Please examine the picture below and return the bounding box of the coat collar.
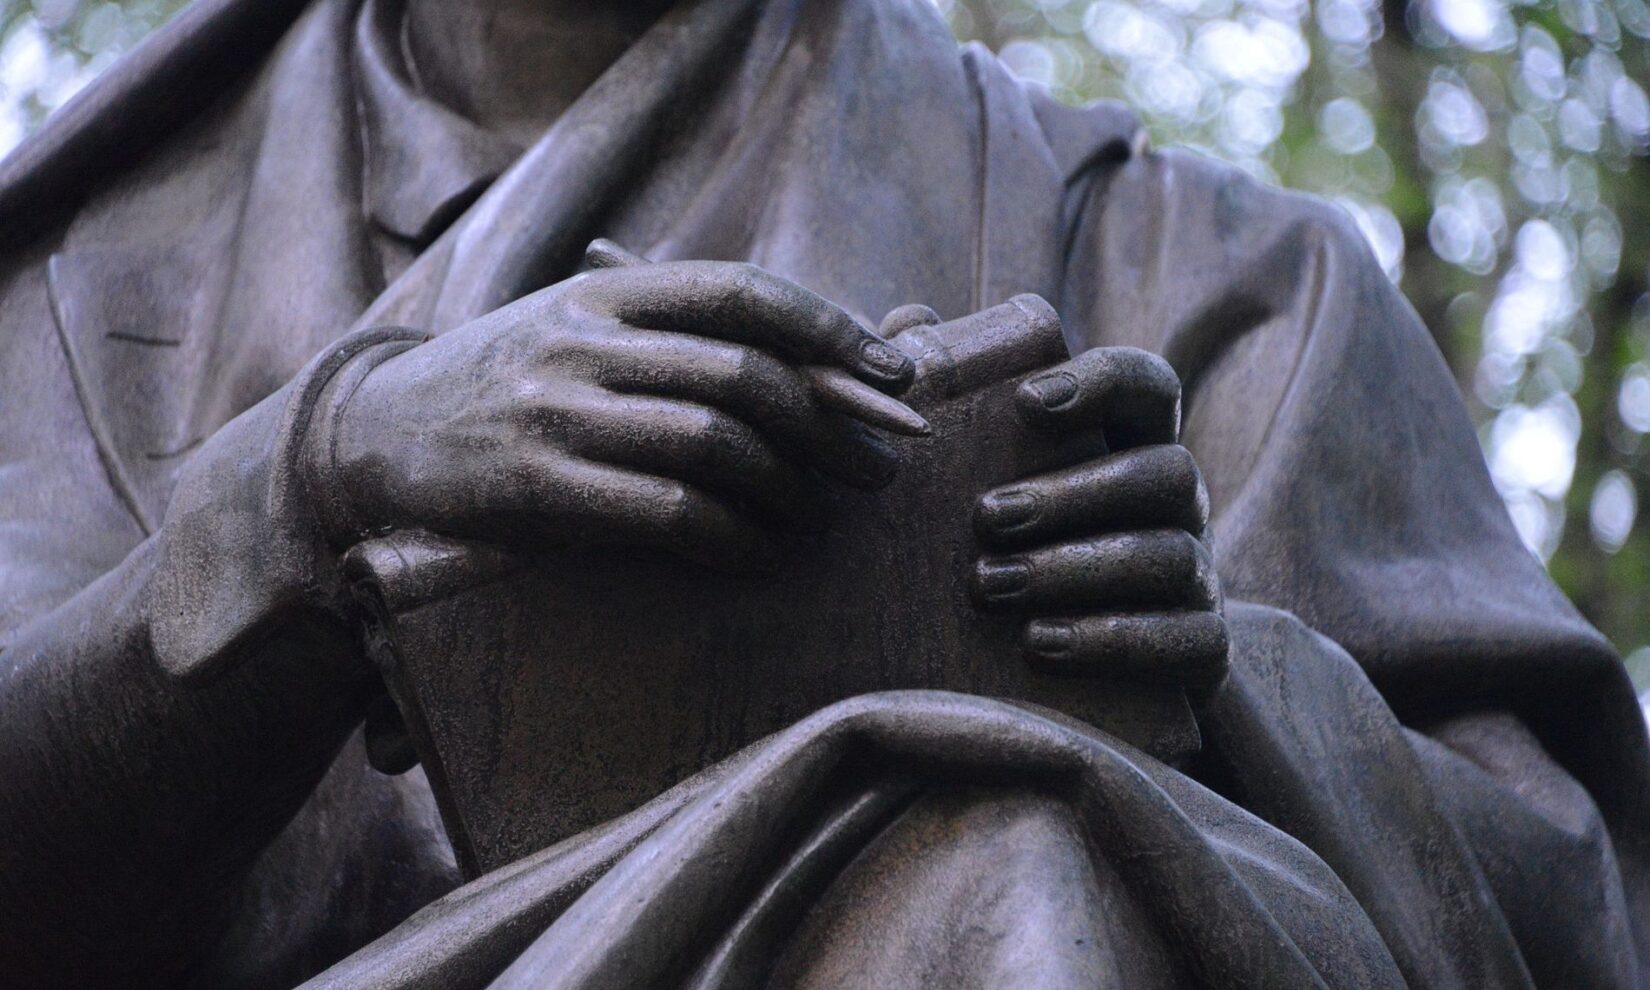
[0,0,311,255]
[352,0,520,245]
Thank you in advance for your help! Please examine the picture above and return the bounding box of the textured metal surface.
[355,296,1196,873]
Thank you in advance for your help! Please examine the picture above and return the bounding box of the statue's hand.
[970,347,1229,692]
[321,262,916,572]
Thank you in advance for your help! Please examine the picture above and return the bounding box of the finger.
[557,391,822,530]
[804,367,931,436]
[577,261,916,391]
[972,529,1218,614]
[600,465,786,575]
[577,246,927,434]
[975,445,1209,550]
[1022,612,1229,687]
[585,238,648,269]
[483,456,786,575]
[1015,346,1181,448]
[578,328,900,489]
[878,303,942,338]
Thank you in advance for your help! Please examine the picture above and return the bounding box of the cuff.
[147,326,428,684]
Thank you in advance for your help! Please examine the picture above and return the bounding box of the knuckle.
[1138,526,1199,560]
[1191,541,1222,606]
[1183,608,1227,638]
[1160,443,1200,487]
[727,260,765,282]
[548,276,614,319]
[474,324,532,366]
[1190,615,1232,668]
[1189,534,1217,575]
[501,379,569,428]
[725,262,771,305]
[655,480,700,529]
[693,340,752,388]
[696,408,763,463]
[1064,348,1183,417]
[728,345,788,396]
[1077,453,1131,498]
[1122,444,1197,493]
[500,454,555,506]
[682,405,729,446]
[1143,528,1206,587]
[1159,446,1209,521]
[1144,354,1182,395]
[1172,526,1205,558]
[503,376,549,411]
[1068,345,1110,373]
[1045,539,1094,574]
[1119,347,1181,397]
[727,343,764,383]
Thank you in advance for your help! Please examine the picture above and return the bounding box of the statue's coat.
[1,0,1647,986]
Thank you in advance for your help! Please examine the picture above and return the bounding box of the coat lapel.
[47,243,221,533]
[43,0,372,536]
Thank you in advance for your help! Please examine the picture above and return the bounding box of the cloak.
[1,0,1646,986]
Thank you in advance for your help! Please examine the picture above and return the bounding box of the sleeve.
[0,241,439,981]
[0,234,424,678]
[145,324,427,683]
[1058,130,1650,961]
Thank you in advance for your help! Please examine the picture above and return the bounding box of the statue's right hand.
[321,262,917,572]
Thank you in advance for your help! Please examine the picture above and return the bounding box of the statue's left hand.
[970,347,1229,693]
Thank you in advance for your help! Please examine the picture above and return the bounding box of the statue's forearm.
[0,536,373,981]
[0,405,379,984]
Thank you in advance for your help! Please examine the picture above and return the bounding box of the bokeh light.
[934,0,1650,689]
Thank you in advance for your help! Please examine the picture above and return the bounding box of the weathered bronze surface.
[0,0,1646,987]
[353,294,1198,875]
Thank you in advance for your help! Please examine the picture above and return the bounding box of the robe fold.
[1,0,1646,985]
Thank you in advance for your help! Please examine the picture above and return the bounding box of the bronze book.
[349,295,1198,876]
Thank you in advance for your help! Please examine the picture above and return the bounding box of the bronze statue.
[0,0,1645,986]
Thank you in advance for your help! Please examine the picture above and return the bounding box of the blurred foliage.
[0,1,182,148]
[1,0,1648,684]
[941,0,1650,690]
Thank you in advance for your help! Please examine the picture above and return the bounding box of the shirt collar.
[353,0,521,244]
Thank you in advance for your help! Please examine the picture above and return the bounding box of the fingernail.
[860,339,914,380]
[976,559,1030,599]
[851,428,898,488]
[979,489,1038,529]
[1027,620,1075,657]
[1024,372,1078,409]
